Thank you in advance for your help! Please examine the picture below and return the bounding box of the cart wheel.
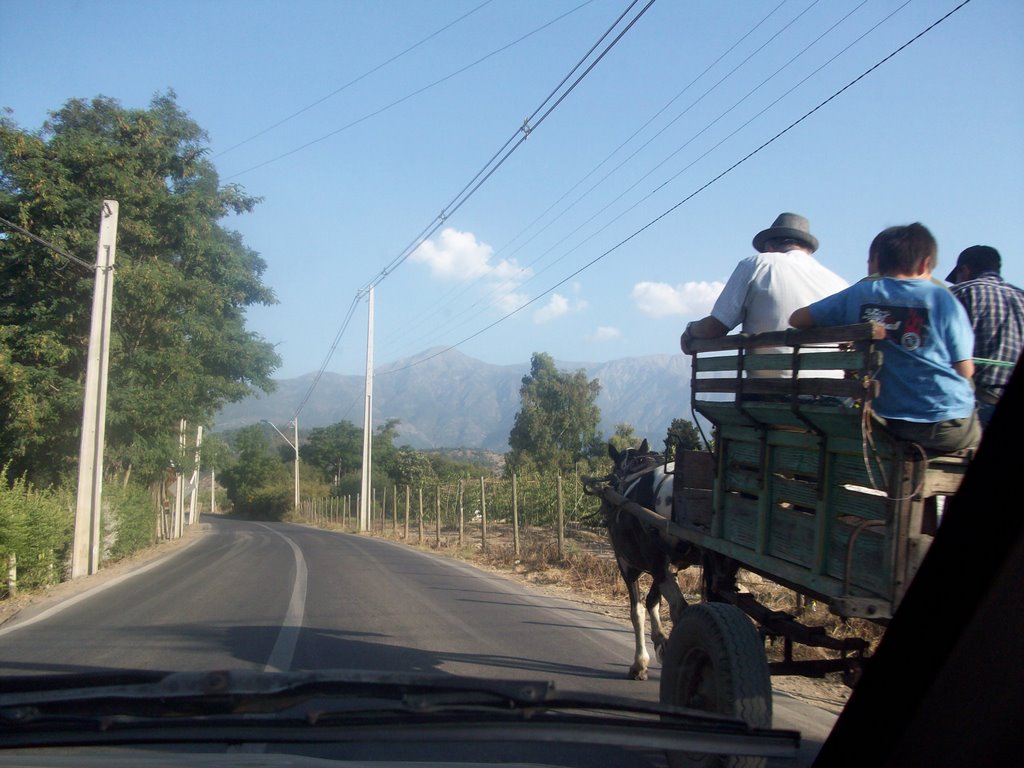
[660,602,772,768]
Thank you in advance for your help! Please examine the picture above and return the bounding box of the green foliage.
[300,420,362,482]
[219,425,292,520]
[0,92,280,486]
[0,465,73,591]
[665,417,704,458]
[507,353,603,475]
[103,482,156,561]
[608,422,638,451]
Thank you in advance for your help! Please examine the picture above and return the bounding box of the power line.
[383,0,870,356]
[360,0,653,295]
[223,0,599,181]
[380,0,974,375]
[291,0,657,420]
[214,0,497,160]
[0,216,96,272]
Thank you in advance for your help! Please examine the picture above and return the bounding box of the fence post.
[6,553,15,598]
[557,474,565,560]
[457,478,464,546]
[512,473,520,558]
[393,484,399,534]
[404,485,410,540]
[435,485,441,546]
[480,476,487,552]
[418,487,424,544]
[381,485,388,535]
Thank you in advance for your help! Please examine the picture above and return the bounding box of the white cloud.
[588,326,622,342]
[410,228,529,284]
[534,294,569,324]
[631,280,724,318]
[533,293,588,324]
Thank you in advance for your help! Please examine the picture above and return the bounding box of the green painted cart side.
[678,323,973,621]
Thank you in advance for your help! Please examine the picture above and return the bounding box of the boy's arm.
[954,359,975,381]
[789,306,816,329]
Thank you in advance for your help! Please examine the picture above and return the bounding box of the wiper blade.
[0,670,799,760]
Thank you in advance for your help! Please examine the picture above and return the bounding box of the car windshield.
[1,2,1021,767]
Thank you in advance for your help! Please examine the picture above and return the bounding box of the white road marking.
[257,524,308,673]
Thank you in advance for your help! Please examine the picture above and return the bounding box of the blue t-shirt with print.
[808,277,976,422]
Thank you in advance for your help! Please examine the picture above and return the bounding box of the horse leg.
[620,560,650,680]
[644,580,669,663]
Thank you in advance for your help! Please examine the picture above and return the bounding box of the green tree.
[507,352,603,474]
[608,422,639,452]
[0,93,279,485]
[300,420,362,484]
[218,425,291,520]
[665,417,703,458]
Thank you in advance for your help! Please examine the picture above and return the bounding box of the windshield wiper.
[0,670,799,760]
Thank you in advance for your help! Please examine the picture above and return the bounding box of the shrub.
[0,465,74,592]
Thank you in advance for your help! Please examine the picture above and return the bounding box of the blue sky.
[3,0,1022,390]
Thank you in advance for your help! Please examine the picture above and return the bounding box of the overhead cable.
[380,0,974,375]
[0,216,96,272]
[214,0,497,159]
[292,0,657,418]
[223,0,598,181]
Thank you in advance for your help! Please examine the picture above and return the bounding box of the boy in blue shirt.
[790,223,980,454]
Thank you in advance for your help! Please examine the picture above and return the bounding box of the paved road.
[0,516,837,763]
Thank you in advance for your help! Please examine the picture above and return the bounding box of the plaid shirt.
[951,271,1024,389]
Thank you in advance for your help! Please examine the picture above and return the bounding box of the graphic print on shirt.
[861,303,930,351]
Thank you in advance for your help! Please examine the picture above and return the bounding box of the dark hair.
[957,245,1001,275]
[869,223,937,275]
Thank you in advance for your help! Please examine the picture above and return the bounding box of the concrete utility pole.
[359,286,374,532]
[71,201,118,578]
[188,425,203,525]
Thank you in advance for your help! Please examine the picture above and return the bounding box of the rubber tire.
[659,602,773,768]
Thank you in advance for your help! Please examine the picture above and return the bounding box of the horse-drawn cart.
[584,322,974,740]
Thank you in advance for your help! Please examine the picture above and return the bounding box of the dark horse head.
[607,439,663,490]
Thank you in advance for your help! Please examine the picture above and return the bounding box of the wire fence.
[296,472,612,559]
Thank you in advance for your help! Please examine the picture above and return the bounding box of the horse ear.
[639,439,649,454]
[608,442,619,462]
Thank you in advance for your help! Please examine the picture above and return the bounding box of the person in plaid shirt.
[946,245,1024,427]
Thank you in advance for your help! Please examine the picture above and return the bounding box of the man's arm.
[680,315,729,353]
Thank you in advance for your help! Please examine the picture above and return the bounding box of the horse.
[603,439,699,680]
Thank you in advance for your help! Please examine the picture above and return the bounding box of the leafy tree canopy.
[0,92,280,485]
[218,424,291,520]
[665,417,703,458]
[608,422,639,452]
[507,352,603,475]
[300,420,362,482]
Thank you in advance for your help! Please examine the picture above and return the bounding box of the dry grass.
[367,521,884,669]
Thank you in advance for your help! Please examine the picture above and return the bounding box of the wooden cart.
[585,323,974,741]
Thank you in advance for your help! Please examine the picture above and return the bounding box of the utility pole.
[188,425,203,525]
[359,286,374,532]
[71,201,118,578]
[293,417,300,512]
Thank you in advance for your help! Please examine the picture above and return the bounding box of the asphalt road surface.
[0,516,838,764]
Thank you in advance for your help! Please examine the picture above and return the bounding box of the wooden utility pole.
[72,201,118,578]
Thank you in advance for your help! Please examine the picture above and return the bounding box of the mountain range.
[213,347,695,452]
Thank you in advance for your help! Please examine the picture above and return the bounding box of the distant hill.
[213,347,694,452]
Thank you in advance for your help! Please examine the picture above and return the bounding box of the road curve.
[0,516,837,764]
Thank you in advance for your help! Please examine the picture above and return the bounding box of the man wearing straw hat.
[680,212,847,374]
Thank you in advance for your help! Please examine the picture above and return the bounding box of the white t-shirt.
[710,250,849,376]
